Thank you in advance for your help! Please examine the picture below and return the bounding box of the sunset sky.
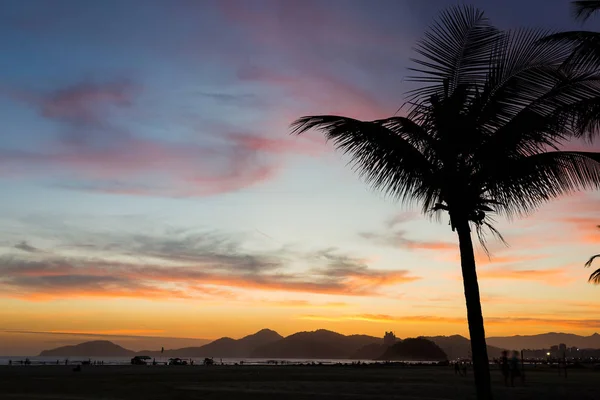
[1,0,599,356]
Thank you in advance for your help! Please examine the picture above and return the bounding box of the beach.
[0,364,597,400]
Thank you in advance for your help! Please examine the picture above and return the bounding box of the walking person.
[501,351,510,386]
[510,351,521,387]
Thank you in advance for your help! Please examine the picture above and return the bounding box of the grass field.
[0,364,597,399]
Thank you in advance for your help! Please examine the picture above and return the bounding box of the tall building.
[559,343,567,354]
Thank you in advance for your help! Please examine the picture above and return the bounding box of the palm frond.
[475,218,509,255]
[290,116,439,208]
[585,254,600,267]
[407,5,502,102]
[475,29,588,133]
[481,151,600,218]
[543,31,600,70]
[588,267,600,284]
[560,95,600,140]
[573,1,600,21]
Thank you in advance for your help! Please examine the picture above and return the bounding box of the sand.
[0,364,597,400]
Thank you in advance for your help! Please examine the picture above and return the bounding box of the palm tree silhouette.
[544,1,600,140]
[573,1,600,21]
[585,225,600,283]
[290,6,600,400]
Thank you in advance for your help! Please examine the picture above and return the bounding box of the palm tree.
[544,2,600,140]
[585,226,600,283]
[290,6,600,400]
[573,1,600,21]
[549,2,600,283]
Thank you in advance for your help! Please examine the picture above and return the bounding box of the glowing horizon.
[0,0,599,356]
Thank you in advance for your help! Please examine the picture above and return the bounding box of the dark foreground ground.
[0,364,598,400]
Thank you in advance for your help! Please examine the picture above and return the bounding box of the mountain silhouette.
[486,332,600,350]
[37,330,600,359]
[39,340,134,357]
[350,343,387,359]
[379,338,448,361]
[425,335,503,359]
[251,329,382,359]
[145,329,283,357]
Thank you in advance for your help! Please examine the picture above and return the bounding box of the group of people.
[500,350,523,387]
[453,361,469,376]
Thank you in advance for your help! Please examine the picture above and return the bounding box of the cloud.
[477,266,575,285]
[258,300,349,309]
[385,212,419,229]
[14,241,41,253]
[1,77,327,197]
[298,314,600,329]
[1,329,166,338]
[0,136,280,197]
[445,252,548,267]
[486,317,600,329]
[360,211,456,252]
[215,0,410,119]
[7,80,138,129]
[560,217,600,245]
[360,231,455,252]
[298,314,466,324]
[198,92,261,106]
[0,230,419,300]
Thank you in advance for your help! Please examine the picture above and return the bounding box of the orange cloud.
[486,317,600,329]
[0,253,420,301]
[259,300,349,309]
[299,314,600,329]
[43,329,165,336]
[298,314,466,324]
[443,251,548,266]
[477,266,575,285]
[561,218,600,244]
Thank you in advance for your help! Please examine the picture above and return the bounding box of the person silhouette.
[500,351,510,386]
[510,351,521,387]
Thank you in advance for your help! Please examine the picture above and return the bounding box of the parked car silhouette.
[131,356,152,365]
[168,358,188,366]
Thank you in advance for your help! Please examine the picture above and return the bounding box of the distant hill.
[251,329,382,359]
[38,330,600,359]
[143,329,283,358]
[426,335,503,360]
[379,338,447,361]
[39,340,134,357]
[486,332,600,350]
[350,343,387,360]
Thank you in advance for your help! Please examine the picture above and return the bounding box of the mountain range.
[38,329,600,359]
[486,332,600,350]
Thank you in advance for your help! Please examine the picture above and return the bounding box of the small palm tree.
[290,6,600,400]
[585,225,600,283]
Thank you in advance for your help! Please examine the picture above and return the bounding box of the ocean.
[0,356,439,366]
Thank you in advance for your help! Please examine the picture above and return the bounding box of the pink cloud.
[7,80,139,126]
[477,266,576,286]
[0,130,289,197]
[217,0,406,120]
[227,132,324,156]
[560,217,600,245]
[1,77,336,197]
[237,65,387,119]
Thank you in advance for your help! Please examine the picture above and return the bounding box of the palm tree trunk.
[455,217,493,400]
